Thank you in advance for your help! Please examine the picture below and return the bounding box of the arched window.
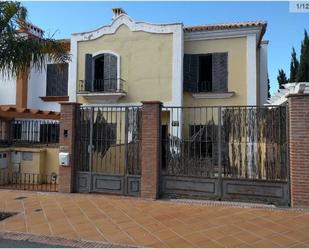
[84,52,118,92]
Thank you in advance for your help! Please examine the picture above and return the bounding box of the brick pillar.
[140,101,162,199]
[288,93,309,208]
[58,102,80,193]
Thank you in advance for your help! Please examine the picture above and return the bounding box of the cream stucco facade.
[69,12,268,108]
[77,25,174,104]
[183,37,248,106]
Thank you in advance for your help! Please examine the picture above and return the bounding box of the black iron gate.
[161,105,290,206]
[75,106,141,196]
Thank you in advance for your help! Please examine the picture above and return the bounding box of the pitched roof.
[184,21,267,32]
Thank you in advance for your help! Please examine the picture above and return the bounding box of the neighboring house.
[0,23,70,112]
[267,82,309,105]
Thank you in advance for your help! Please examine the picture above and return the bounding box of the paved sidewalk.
[0,190,309,248]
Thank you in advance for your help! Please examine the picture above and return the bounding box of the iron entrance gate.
[161,105,290,206]
[75,106,141,196]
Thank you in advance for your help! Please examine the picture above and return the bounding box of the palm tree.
[0,1,70,78]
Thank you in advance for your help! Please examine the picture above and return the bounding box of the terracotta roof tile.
[0,106,60,120]
[184,21,267,32]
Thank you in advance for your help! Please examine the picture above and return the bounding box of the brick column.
[288,93,309,208]
[58,102,80,193]
[140,101,162,199]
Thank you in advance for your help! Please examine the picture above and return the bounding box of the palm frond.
[0,1,70,78]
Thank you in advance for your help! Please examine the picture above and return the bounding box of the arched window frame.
[92,50,121,91]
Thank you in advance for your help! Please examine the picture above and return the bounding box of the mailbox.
[59,152,69,166]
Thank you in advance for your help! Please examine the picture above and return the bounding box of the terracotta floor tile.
[28,223,51,235]
[216,235,246,248]
[147,241,168,248]
[250,239,282,248]
[184,232,209,244]
[283,230,309,242]
[165,237,194,248]
[152,229,180,241]
[200,227,226,240]
[134,234,162,247]
[233,231,261,244]
[192,238,224,248]
[1,190,309,248]
[143,222,168,233]
[267,234,299,247]
[289,242,308,248]
[116,220,138,230]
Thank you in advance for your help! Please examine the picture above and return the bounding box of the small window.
[46,63,68,96]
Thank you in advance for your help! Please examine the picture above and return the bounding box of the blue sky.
[22,1,309,95]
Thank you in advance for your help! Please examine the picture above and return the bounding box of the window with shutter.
[46,63,68,96]
[183,52,228,93]
[89,53,118,92]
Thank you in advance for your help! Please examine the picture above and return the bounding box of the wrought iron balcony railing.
[78,79,126,93]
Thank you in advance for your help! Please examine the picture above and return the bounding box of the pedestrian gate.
[75,106,141,196]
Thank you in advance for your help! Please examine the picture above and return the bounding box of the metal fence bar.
[161,105,288,182]
[76,105,141,175]
[218,106,222,198]
[0,171,58,192]
[0,119,59,146]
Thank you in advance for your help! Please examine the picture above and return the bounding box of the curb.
[0,231,136,248]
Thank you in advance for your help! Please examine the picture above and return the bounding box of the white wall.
[259,41,268,105]
[0,75,16,106]
[27,66,61,112]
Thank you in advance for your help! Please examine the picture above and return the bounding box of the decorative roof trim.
[71,14,183,40]
[68,13,184,109]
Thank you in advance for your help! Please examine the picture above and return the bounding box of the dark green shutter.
[212,52,228,92]
[85,54,93,91]
[183,54,198,92]
[46,63,68,96]
[103,54,117,90]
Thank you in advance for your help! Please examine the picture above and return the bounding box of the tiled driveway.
[0,190,309,248]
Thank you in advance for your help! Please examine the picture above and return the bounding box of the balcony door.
[92,53,118,92]
[94,55,105,91]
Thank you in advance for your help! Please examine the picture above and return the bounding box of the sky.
[22,1,309,95]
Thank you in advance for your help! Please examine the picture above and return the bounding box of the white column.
[259,41,269,105]
[68,36,77,102]
[246,34,257,105]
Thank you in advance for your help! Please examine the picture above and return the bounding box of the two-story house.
[68,8,268,109]
[0,8,268,111]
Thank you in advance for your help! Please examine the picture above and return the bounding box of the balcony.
[77,79,127,103]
